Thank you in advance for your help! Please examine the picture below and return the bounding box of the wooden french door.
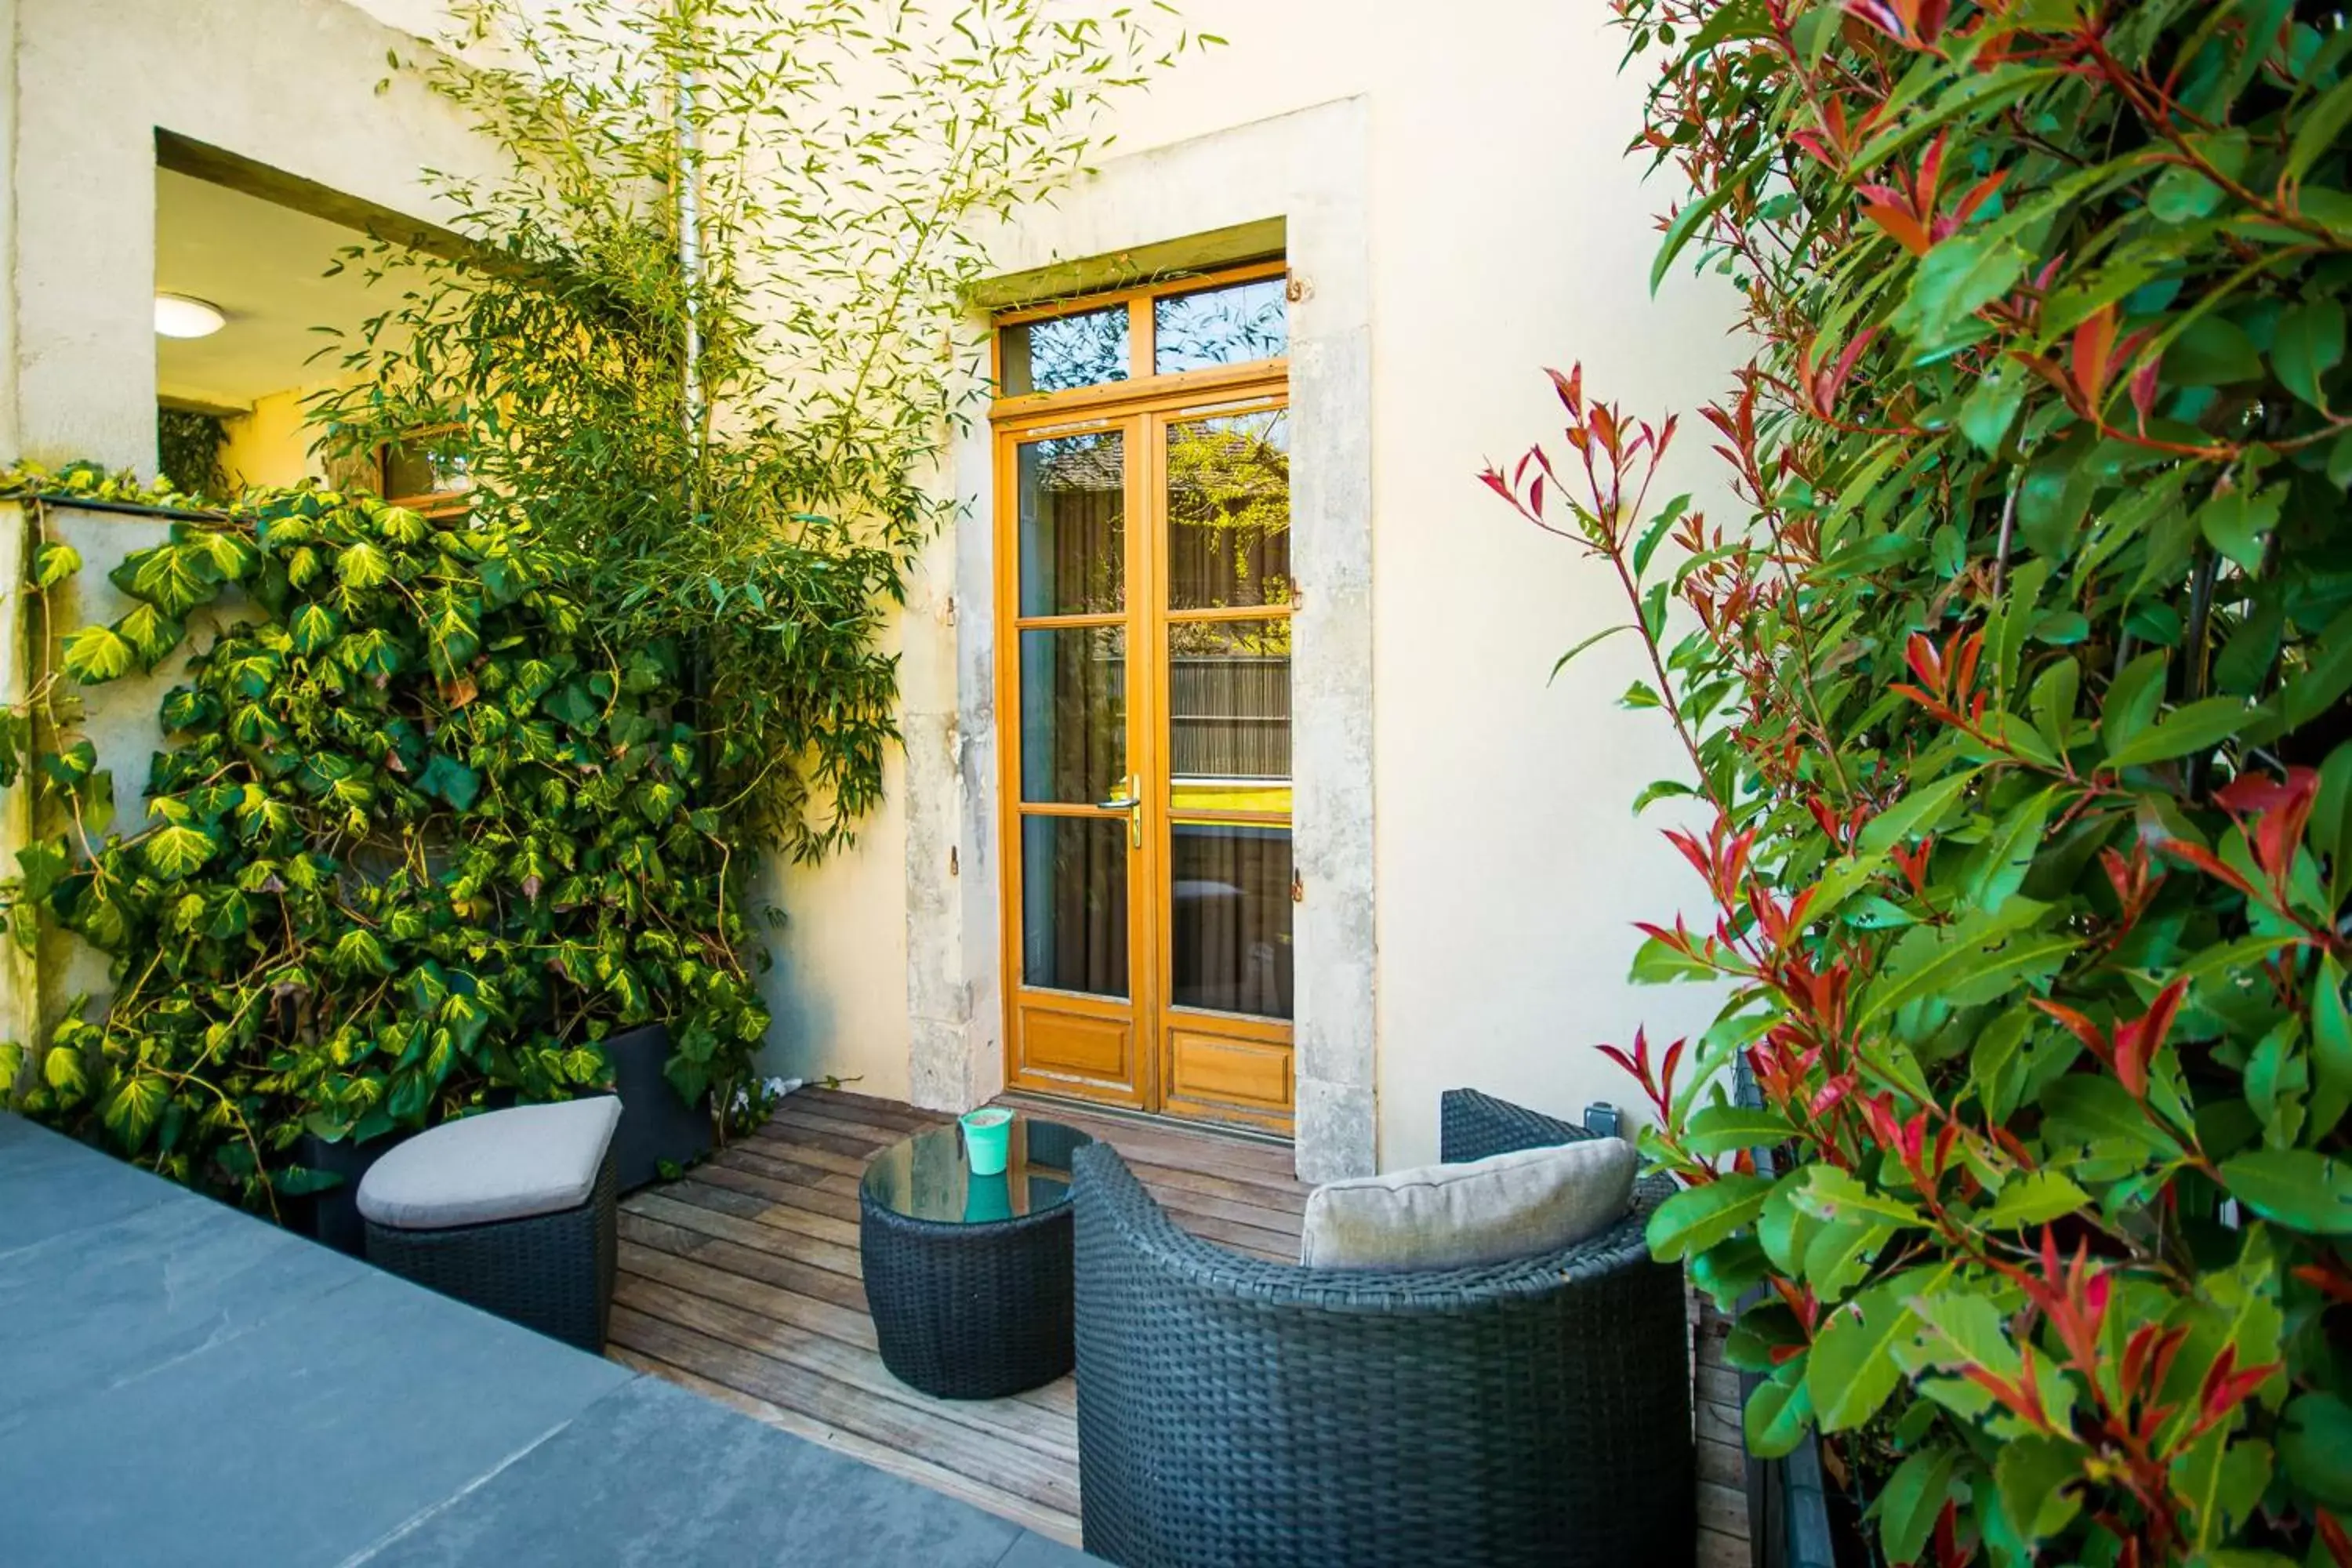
[991,266,1294,1134]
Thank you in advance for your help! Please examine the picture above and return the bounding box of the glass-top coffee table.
[858,1115,1094,1399]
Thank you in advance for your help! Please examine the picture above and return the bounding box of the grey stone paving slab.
[0,1115,1098,1568]
[0,1112,177,1253]
[4,1254,632,1568]
[0,1188,358,1432]
[354,1376,1081,1567]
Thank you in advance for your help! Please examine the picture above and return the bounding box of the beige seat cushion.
[1299,1138,1637,1271]
[358,1098,622,1231]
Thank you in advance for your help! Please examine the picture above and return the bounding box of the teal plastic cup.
[964,1171,1014,1223]
[960,1106,1014,1176]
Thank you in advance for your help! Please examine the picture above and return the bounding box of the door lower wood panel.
[1008,1000,1143,1109]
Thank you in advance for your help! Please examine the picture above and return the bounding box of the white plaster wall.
[775,1,1746,1170]
[6,0,495,470]
[1088,2,1744,1168]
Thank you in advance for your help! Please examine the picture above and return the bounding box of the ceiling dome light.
[154,293,226,339]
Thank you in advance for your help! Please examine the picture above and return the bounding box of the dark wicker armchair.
[1071,1089,1693,1568]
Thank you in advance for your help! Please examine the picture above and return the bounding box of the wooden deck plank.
[608,1307,1082,1522]
[613,1274,1080,1460]
[615,1093,1751,1555]
[617,1207,870,1310]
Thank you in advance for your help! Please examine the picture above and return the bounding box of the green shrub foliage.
[2,467,765,1205]
[1486,1,2352,1562]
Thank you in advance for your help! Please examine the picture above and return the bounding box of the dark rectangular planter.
[294,1129,415,1256]
[601,1022,713,1192]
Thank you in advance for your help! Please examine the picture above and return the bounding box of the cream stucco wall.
[767,1,1747,1171]
[5,0,495,472]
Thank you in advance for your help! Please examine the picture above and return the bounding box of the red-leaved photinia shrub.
[1486,2,2352,1563]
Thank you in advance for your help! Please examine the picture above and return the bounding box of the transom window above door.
[994,260,1289,402]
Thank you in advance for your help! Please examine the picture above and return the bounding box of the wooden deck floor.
[609,1085,1751,1562]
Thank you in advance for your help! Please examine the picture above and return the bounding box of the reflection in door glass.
[1018,626,1126,804]
[1022,817,1129,998]
[1154,278,1288,375]
[1168,619,1291,816]
[1002,305,1130,395]
[1018,433,1125,616]
[1167,410,1290,612]
[1170,824,1293,1019]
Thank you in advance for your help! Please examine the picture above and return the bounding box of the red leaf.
[1859,199,1932,257]
[2318,1510,2352,1568]
[1904,632,1944,691]
[1547,365,1583,416]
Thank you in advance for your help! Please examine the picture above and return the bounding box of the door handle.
[1095,775,1142,849]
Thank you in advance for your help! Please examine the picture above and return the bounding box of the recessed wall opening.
[151,145,450,509]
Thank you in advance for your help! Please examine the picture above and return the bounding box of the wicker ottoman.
[359,1098,622,1352]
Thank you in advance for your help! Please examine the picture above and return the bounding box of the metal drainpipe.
[675,20,714,785]
[677,38,702,452]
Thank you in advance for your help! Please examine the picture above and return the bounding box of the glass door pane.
[1165,408,1290,611]
[1170,822,1292,1019]
[1012,425,1134,1006]
[1162,408,1294,1029]
[1018,431,1125,615]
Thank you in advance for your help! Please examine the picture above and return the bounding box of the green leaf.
[140,823,216,881]
[1958,358,2028,453]
[1809,1281,1917,1432]
[2104,697,2254,769]
[1744,1364,1815,1459]
[2288,76,2352,183]
[115,542,220,615]
[1859,768,1982,855]
[1802,1218,1893,1304]
[417,753,482,812]
[115,603,184,667]
[1683,1105,1798,1156]
[2166,315,2263,386]
[1995,1435,2083,1543]
[2041,1073,2185,1161]
[2198,485,2283,572]
[2274,300,2346,410]
[59,625,134,684]
[1645,1173,1773,1262]
[330,926,396,978]
[289,602,340,655]
[2220,1149,2352,1232]
[1650,151,1768,294]
[1889,233,2031,348]
[42,1044,85,1094]
[2172,1432,2271,1549]
[33,540,82,588]
[2310,956,2352,1140]
[1964,787,2057,908]
[1857,920,2074,1028]
[1977,1171,2089,1229]
[2281,1392,2352,1505]
[337,539,391,590]
[2149,164,2224,223]
[102,1072,169,1147]
[1789,1165,1923,1229]
[2102,650,2169,754]
[1877,1444,1963,1565]
[1548,625,1631,684]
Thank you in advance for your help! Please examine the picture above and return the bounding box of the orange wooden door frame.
[989,268,1295,1134]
